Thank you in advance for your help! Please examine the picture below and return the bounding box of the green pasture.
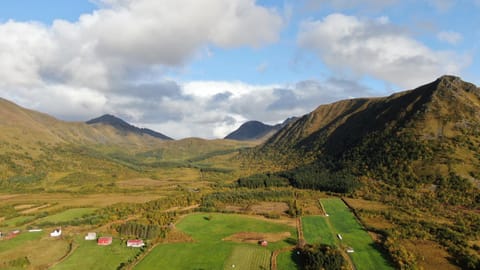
[135,213,296,270]
[223,245,270,270]
[0,231,43,253]
[320,198,393,270]
[277,250,301,270]
[52,237,141,270]
[0,215,36,229]
[35,208,97,224]
[301,216,335,246]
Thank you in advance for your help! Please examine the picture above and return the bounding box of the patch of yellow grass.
[402,240,461,270]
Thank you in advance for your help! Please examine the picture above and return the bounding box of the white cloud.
[298,13,470,88]
[0,0,284,138]
[437,31,463,45]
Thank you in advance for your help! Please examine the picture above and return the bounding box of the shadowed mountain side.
[257,75,480,184]
[87,114,173,140]
[225,117,298,141]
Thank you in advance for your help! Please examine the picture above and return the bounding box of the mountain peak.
[434,75,478,94]
[86,114,173,140]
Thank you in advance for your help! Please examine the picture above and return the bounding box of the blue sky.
[0,0,478,138]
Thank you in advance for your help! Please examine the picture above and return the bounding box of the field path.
[47,240,78,269]
[270,217,304,270]
[270,246,294,270]
[322,213,356,270]
[296,217,305,248]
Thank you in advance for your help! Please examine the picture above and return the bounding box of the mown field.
[134,213,296,270]
[301,216,335,246]
[320,198,393,270]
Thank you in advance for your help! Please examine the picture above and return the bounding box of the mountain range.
[2,75,479,186]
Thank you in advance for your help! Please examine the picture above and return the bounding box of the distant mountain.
[225,117,298,141]
[86,114,173,140]
[259,75,480,187]
[0,98,171,149]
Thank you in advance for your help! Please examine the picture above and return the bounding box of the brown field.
[223,231,291,244]
[0,193,164,212]
[401,240,461,270]
[343,198,390,211]
[164,229,194,243]
[361,216,394,229]
[117,178,174,188]
[249,202,289,215]
[14,204,37,210]
[20,204,51,214]
[300,198,324,215]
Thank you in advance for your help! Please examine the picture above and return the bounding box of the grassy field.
[0,231,70,269]
[135,213,296,270]
[301,216,335,246]
[276,250,301,270]
[223,245,271,270]
[320,198,393,270]
[35,208,97,224]
[0,231,43,253]
[52,237,141,270]
[0,215,36,229]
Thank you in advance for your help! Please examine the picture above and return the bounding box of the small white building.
[28,229,42,232]
[346,247,355,253]
[85,232,97,240]
[337,234,342,240]
[50,228,62,237]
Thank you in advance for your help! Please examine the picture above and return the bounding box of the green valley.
[1,76,479,270]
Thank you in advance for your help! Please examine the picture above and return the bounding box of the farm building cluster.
[0,228,44,241]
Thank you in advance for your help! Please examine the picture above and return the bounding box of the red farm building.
[97,236,112,246]
[126,239,145,247]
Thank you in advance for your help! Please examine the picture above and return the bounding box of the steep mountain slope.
[87,114,173,140]
[225,117,298,141]
[259,75,480,185]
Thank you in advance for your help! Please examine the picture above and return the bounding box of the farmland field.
[223,245,271,269]
[0,215,36,229]
[134,213,296,270]
[0,231,69,269]
[320,198,393,270]
[276,250,300,270]
[301,216,335,245]
[52,237,141,270]
[35,208,97,224]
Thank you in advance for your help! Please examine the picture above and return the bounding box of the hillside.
[259,75,480,186]
[87,114,173,140]
[0,98,254,191]
[225,118,298,141]
[0,98,169,150]
[239,76,480,269]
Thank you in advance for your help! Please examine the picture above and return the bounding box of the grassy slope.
[135,213,296,270]
[321,198,392,270]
